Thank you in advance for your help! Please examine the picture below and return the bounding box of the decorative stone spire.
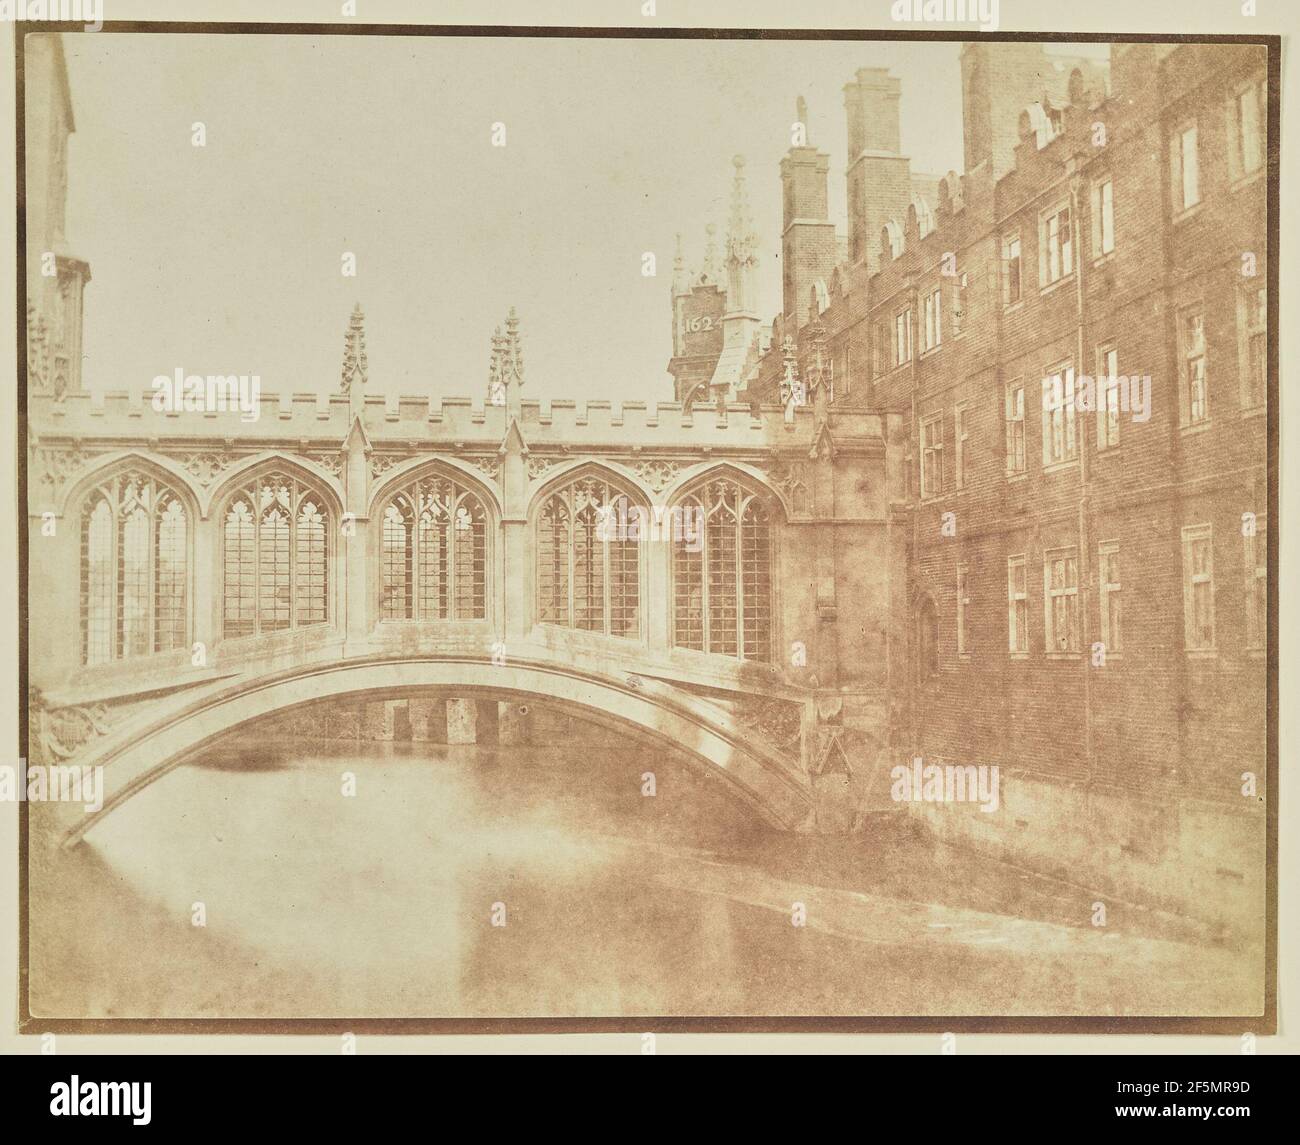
[704,157,764,401]
[27,303,53,398]
[671,232,689,297]
[779,335,804,424]
[724,155,759,315]
[796,95,808,139]
[340,302,368,394]
[502,307,523,386]
[488,325,505,399]
[488,307,524,409]
[802,320,831,412]
[698,222,721,286]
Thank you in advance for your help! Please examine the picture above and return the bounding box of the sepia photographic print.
[14,12,1277,1036]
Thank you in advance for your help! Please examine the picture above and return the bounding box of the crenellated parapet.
[28,388,893,438]
[28,385,901,521]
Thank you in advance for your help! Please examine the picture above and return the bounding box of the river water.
[26,738,1258,1019]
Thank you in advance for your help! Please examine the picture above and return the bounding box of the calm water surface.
[27,738,1256,1018]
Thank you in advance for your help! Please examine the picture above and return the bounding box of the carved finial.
[672,231,688,296]
[340,302,368,394]
[699,222,721,286]
[779,335,803,423]
[728,156,755,247]
[488,308,524,406]
[488,324,505,399]
[725,156,758,313]
[27,302,52,396]
[796,95,808,135]
[503,307,523,384]
[803,320,830,409]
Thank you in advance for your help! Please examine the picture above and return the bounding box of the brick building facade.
[676,41,1271,929]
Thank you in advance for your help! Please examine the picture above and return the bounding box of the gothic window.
[956,565,971,656]
[918,596,939,680]
[1238,282,1266,412]
[1172,120,1201,212]
[1179,309,1209,425]
[1002,233,1022,307]
[79,470,189,665]
[1043,547,1081,653]
[1041,362,1078,465]
[1244,515,1266,651]
[536,471,640,637]
[1181,523,1216,652]
[1227,79,1265,181]
[1007,554,1029,653]
[672,476,773,662]
[1091,176,1115,258]
[1039,201,1073,287]
[1099,541,1122,654]
[222,471,329,638]
[379,473,487,621]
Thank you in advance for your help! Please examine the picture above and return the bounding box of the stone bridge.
[27,308,911,841]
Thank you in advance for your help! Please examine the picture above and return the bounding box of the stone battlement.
[29,388,895,451]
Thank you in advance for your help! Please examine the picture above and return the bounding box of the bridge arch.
[59,656,813,845]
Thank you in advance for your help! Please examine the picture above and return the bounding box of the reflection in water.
[27,737,1256,1018]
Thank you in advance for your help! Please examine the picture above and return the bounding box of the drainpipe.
[1068,161,1094,786]
[906,274,920,757]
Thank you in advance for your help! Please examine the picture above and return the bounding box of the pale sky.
[59,34,970,404]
